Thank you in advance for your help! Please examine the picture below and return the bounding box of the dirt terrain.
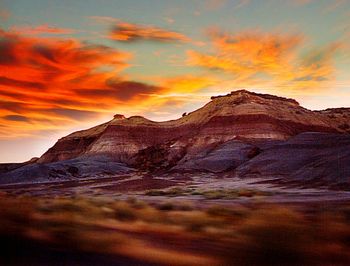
[2,172,350,203]
[1,176,350,265]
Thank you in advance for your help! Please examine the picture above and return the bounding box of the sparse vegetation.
[1,194,350,265]
[146,187,273,199]
[145,186,192,197]
[157,201,175,211]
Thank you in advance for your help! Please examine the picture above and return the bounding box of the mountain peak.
[210,89,300,106]
[127,116,154,124]
[113,114,126,120]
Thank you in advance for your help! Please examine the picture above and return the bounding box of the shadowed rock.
[172,140,260,173]
[235,132,350,186]
[0,155,132,184]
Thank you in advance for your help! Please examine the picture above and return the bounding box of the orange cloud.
[187,29,340,92]
[284,43,341,88]
[159,75,217,94]
[109,21,190,42]
[0,29,168,138]
[129,74,220,121]
[188,29,302,78]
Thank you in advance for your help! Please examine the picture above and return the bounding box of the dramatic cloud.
[187,29,340,92]
[159,75,217,94]
[3,115,31,122]
[109,21,190,42]
[188,29,302,77]
[288,43,341,87]
[0,25,344,140]
[75,81,164,101]
[0,29,169,137]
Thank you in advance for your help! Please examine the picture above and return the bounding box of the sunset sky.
[0,0,350,162]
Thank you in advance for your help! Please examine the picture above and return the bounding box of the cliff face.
[38,90,349,164]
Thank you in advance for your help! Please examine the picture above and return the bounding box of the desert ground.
[1,174,350,266]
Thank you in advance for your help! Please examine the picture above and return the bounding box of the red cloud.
[109,21,190,42]
[0,29,129,90]
[0,29,165,137]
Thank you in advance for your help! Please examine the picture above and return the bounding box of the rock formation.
[235,132,350,189]
[1,90,350,186]
[38,90,349,164]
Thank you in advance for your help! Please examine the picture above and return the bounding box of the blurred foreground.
[1,192,350,265]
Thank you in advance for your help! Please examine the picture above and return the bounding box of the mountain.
[38,90,349,163]
[1,90,350,186]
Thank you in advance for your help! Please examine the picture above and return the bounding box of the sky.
[0,0,349,162]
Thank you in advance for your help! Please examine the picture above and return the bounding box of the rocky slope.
[0,155,131,184]
[1,90,350,186]
[0,157,38,175]
[235,132,350,188]
[38,90,349,164]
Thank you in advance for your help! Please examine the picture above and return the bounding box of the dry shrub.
[2,194,350,265]
[167,211,220,232]
[224,206,309,265]
[113,202,137,222]
[221,206,350,265]
[309,211,350,263]
[126,197,148,209]
[145,187,191,197]
[176,201,194,211]
[206,205,248,221]
[158,201,175,211]
[199,189,271,200]
[137,205,167,224]
[0,197,34,235]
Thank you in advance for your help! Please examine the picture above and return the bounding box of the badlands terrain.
[1,90,350,265]
[1,89,350,185]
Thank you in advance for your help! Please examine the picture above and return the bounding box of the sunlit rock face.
[38,90,348,165]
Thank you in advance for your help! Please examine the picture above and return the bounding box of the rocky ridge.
[1,90,350,186]
[38,90,349,164]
